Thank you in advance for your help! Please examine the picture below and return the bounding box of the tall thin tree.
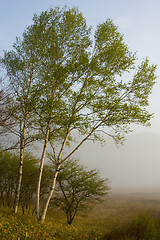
[1,37,39,213]
[34,10,156,222]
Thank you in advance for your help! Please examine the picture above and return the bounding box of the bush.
[103,212,157,240]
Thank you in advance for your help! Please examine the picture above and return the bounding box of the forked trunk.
[67,212,73,225]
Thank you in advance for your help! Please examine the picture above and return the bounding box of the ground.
[1,189,160,239]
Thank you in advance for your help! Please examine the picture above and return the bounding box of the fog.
[74,132,160,192]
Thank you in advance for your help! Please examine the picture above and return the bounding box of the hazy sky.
[1,0,160,190]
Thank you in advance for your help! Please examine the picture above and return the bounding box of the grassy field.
[1,190,160,239]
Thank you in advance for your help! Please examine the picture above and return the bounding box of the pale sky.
[1,0,160,190]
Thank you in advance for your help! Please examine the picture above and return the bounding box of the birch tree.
[23,7,92,219]
[37,11,156,222]
[1,35,40,213]
[1,6,92,216]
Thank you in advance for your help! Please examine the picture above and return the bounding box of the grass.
[1,191,160,239]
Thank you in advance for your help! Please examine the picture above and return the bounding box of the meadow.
[1,190,160,239]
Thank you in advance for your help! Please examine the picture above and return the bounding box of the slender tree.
[24,7,92,219]
[1,35,40,213]
[38,11,156,222]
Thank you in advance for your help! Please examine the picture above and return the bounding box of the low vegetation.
[1,192,160,239]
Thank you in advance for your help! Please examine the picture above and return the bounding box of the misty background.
[74,132,160,190]
[1,0,160,191]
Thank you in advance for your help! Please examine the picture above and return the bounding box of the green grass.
[0,206,104,240]
[1,192,160,239]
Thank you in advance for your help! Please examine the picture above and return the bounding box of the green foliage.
[94,19,136,76]
[22,6,92,138]
[2,6,156,147]
[0,151,18,206]
[0,151,50,212]
[50,159,109,224]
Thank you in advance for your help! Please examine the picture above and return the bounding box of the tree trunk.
[13,117,27,213]
[67,212,72,225]
[13,66,33,214]
[40,166,60,222]
[36,121,51,219]
[36,87,57,220]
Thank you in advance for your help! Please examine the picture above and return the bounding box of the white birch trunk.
[36,88,56,219]
[40,165,60,222]
[13,65,33,214]
[13,117,27,213]
[36,121,51,219]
